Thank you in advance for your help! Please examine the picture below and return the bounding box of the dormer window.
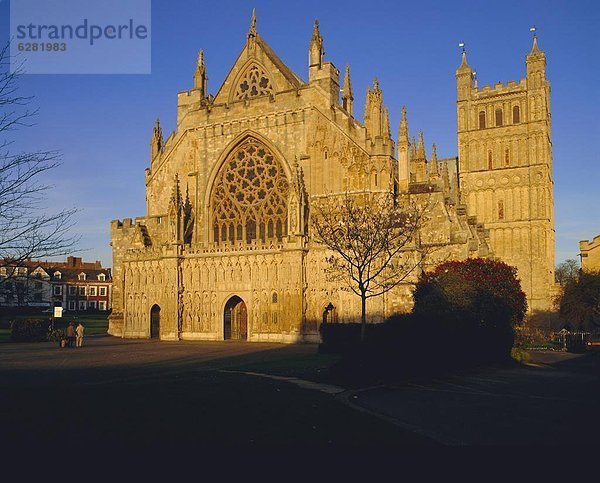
[54,271,62,280]
[78,272,87,281]
[98,273,106,281]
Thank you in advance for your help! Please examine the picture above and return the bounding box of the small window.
[78,286,86,296]
[488,151,493,170]
[54,271,62,280]
[99,287,107,297]
[79,300,87,311]
[69,286,77,296]
[99,301,107,311]
[68,300,76,311]
[98,273,105,281]
[272,292,278,304]
[78,272,86,281]
[89,300,97,310]
[246,220,256,244]
[479,111,486,129]
[89,286,97,296]
[505,149,510,166]
[495,109,503,127]
[513,105,520,124]
[498,200,504,220]
[324,150,328,160]
[53,286,62,296]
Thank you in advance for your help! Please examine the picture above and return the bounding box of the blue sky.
[0,0,598,267]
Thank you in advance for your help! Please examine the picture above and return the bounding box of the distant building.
[0,256,112,312]
[580,235,600,272]
[0,264,52,308]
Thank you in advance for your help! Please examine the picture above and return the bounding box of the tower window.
[488,151,493,170]
[498,200,505,220]
[505,149,510,166]
[495,109,503,127]
[479,111,486,129]
[513,105,520,124]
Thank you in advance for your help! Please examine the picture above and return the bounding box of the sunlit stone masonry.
[109,12,555,342]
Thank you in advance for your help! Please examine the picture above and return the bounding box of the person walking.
[66,322,76,348]
[76,322,85,348]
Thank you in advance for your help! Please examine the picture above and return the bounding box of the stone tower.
[456,37,555,312]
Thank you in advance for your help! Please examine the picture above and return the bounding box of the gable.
[214,35,304,104]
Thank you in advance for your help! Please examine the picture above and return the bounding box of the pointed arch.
[206,133,291,245]
[229,60,276,103]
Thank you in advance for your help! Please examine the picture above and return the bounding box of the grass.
[231,351,341,382]
[0,313,109,342]
[50,314,109,336]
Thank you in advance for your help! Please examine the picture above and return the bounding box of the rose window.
[212,138,289,245]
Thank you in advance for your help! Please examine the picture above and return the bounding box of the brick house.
[0,256,112,312]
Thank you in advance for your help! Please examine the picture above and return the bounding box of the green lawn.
[232,351,341,383]
[50,314,109,335]
[0,313,109,342]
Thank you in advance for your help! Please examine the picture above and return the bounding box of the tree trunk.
[360,294,367,342]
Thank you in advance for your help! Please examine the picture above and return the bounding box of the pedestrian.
[76,322,85,348]
[66,322,76,348]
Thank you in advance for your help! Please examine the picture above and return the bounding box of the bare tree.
[555,259,580,285]
[311,192,431,340]
[0,42,78,284]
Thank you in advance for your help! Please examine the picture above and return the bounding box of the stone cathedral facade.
[108,13,555,342]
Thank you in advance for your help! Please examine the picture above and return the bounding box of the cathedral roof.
[213,15,305,104]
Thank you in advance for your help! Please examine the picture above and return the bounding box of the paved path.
[350,351,600,445]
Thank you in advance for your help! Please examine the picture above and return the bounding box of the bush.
[46,327,65,343]
[413,258,527,330]
[320,259,526,381]
[10,319,50,342]
[511,347,531,363]
[411,258,526,362]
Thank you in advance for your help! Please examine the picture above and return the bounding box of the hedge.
[10,319,51,342]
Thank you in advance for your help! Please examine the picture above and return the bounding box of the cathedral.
[108,12,555,342]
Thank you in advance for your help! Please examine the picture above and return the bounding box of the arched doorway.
[224,296,247,340]
[150,304,161,339]
[323,302,337,324]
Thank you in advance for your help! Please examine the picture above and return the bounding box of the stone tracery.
[234,63,274,101]
[211,137,289,245]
